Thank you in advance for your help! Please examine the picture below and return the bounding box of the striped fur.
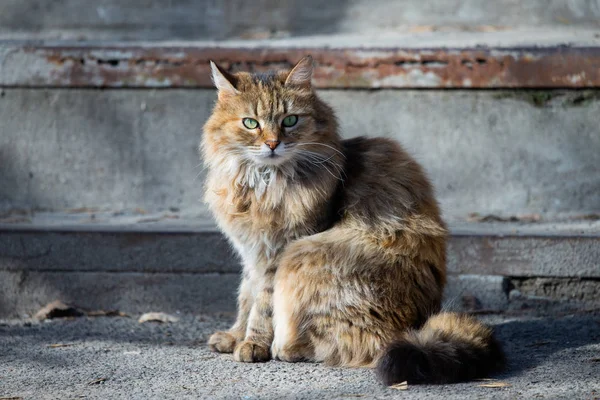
[201,56,505,383]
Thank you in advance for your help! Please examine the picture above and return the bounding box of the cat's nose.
[265,140,281,150]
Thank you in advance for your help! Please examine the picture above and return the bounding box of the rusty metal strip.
[1,44,600,88]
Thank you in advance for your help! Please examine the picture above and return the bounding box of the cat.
[201,56,505,384]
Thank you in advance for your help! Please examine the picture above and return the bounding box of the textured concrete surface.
[1,217,599,318]
[1,0,599,41]
[1,312,599,399]
[1,216,599,276]
[445,275,509,311]
[1,266,598,319]
[0,270,239,319]
[0,228,236,273]
[1,89,599,220]
[1,267,598,319]
[4,211,600,235]
[1,269,515,318]
[447,233,600,278]
[513,278,600,304]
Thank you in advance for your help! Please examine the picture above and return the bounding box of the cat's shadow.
[2,311,597,382]
[490,312,599,378]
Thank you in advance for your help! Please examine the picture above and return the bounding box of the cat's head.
[202,56,339,171]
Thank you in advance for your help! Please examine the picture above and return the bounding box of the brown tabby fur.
[202,56,505,384]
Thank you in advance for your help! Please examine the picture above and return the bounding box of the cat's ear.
[210,61,239,99]
[285,55,313,88]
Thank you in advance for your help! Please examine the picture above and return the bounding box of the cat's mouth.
[256,152,287,166]
[249,143,289,166]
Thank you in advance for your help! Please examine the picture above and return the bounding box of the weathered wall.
[1,89,599,220]
[1,0,599,41]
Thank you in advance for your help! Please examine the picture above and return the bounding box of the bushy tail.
[376,312,505,385]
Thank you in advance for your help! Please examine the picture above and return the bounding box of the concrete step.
[1,0,599,41]
[2,33,600,89]
[1,38,598,222]
[1,36,598,318]
[1,87,598,220]
[1,214,599,318]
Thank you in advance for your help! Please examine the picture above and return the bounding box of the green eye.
[243,118,259,129]
[282,115,298,128]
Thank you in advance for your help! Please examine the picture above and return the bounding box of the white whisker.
[292,151,345,182]
[293,142,346,158]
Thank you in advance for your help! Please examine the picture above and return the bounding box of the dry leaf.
[0,208,33,224]
[88,378,108,385]
[48,343,75,348]
[478,382,511,388]
[477,25,506,32]
[67,207,99,214]
[0,397,24,400]
[138,312,179,324]
[573,213,600,221]
[517,214,542,222]
[137,217,162,223]
[0,217,31,224]
[34,300,83,320]
[138,213,180,223]
[408,25,436,33]
[389,381,408,390]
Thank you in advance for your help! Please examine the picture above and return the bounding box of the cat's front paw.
[272,343,308,363]
[234,340,271,363]
[208,331,239,353]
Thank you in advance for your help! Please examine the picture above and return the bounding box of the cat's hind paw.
[208,331,239,353]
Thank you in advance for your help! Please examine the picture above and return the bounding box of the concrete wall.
[1,0,599,41]
[1,89,599,221]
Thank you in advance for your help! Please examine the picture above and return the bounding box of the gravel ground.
[1,311,599,400]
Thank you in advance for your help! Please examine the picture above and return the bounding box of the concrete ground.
[1,311,599,400]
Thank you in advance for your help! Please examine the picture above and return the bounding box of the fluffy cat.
[201,56,505,384]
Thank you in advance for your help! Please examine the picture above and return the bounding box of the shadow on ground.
[1,311,599,375]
